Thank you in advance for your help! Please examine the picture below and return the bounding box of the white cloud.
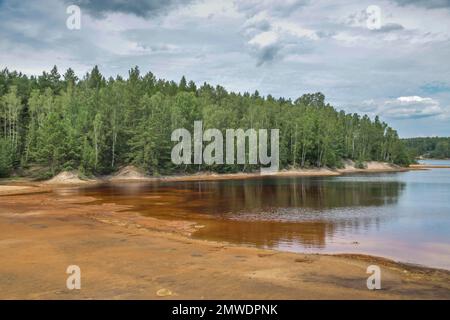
[271,21,319,40]
[397,96,430,103]
[359,96,446,119]
[248,31,279,47]
[384,96,443,119]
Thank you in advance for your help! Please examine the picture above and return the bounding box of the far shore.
[0,161,409,191]
[0,161,412,194]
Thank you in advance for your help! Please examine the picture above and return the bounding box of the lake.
[74,160,450,270]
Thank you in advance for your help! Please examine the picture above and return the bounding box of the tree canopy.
[403,137,450,159]
[0,66,411,178]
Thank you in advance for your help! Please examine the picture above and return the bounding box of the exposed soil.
[109,165,150,181]
[43,171,94,185]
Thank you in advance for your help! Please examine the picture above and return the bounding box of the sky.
[0,0,449,137]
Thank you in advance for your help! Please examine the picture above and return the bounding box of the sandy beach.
[98,161,408,184]
[0,165,449,299]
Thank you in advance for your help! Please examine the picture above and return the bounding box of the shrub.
[355,159,367,169]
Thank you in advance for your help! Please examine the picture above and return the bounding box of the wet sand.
[0,185,449,299]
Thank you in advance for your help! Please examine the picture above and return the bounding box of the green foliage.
[0,138,13,177]
[355,159,367,169]
[403,137,450,159]
[0,66,412,178]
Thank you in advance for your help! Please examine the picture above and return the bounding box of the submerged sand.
[0,181,449,299]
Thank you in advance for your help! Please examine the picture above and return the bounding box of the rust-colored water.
[69,169,450,269]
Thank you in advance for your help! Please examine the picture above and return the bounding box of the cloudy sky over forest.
[1,0,449,137]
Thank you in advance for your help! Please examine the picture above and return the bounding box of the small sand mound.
[44,171,86,184]
[365,161,398,170]
[342,159,356,169]
[339,160,399,172]
[110,165,148,180]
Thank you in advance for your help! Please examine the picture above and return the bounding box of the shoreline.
[0,165,409,193]
[0,164,409,194]
[1,176,450,298]
[110,161,409,183]
[0,159,414,193]
[22,162,409,187]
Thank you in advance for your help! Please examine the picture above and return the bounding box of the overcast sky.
[1,0,449,137]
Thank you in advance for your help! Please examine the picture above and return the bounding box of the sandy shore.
[108,162,407,184]
[0,163,408,194]
[0,180,449,299]
[0,163,407,190]
[409,164,450,169]
[0,185,32,193]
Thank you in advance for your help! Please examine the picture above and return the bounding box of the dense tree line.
[403,137,450,159]
[0,66,410,178]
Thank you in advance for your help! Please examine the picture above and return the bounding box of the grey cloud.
[243,19,271,36]
[375,23,404,32]
[136,43,179,53]
[254,44,281,66]
[345,10,369,26]
[239,0,313,66]
[391,0,450,9]
[316,30,337,38]
[236,0,310,18]
[246,31,298,66]
[345,10,404,33]
[64,0,192,18]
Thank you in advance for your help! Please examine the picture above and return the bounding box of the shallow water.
[72,163,450,270]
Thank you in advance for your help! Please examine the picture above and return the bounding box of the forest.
[403,137,450,159]
[0,66,411,178]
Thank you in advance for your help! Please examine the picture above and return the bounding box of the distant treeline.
[403,137,450,159]
[0,66,410,178]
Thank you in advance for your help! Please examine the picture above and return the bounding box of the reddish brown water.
[69,168,450,269]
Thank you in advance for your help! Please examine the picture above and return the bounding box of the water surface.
[72,163,450,269]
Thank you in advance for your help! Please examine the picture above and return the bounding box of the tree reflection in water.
[77,175,405,250]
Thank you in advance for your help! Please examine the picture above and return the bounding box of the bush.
[335,159,345,169]
[355,159,367,169]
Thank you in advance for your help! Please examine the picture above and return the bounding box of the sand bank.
[0,185,34,194]
[108,161,407,184]
[0,161,409,195]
